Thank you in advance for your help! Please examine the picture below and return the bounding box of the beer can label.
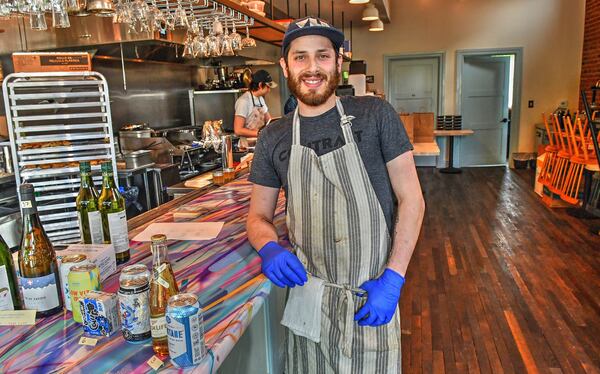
[118,285,151,342]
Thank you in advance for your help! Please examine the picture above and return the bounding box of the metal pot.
[86,0,114,15]
[119,129,155,139]
[67,0,90,16]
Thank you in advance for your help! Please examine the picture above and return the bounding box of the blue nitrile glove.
[258,241,308,288]
[354,269,405,327]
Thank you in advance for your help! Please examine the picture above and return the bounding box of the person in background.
[246,16,424,373]
[234,69,277,149]
[284,94,298,114]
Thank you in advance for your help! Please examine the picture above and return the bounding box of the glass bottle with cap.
[149,234,179,355]
[98,161,130,264]
[18,183,63,318]
[76,161,104,244]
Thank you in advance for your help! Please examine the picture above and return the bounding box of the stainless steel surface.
[221,135,233,169]
[94,58,193,131]
[2,71,118,245]
[124,150,154,169]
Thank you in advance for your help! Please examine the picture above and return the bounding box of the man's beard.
[287,66,340,107]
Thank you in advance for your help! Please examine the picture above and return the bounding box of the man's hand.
[354,269,405,327]
[258,241,308,288]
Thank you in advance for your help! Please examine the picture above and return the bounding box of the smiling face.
[281,34,343,107]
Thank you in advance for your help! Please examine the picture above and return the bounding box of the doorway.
[456,49,523,167]
[384,53,444,115]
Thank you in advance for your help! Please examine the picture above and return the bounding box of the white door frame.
[383,52,446,116]
[455,48,524,167]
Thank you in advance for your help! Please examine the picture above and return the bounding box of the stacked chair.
[538,110,599,205]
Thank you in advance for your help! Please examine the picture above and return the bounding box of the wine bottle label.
[21,200,32,209]
[0,265,15,311]
[150,315,167,339]
[107,210,129,254]
[20,273,60,312]
[88,211,104,245]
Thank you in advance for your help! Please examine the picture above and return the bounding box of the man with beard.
[246,17,425,373]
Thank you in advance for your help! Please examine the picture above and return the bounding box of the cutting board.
[184,173,213,188]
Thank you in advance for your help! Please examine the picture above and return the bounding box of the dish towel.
[280,276,325,343]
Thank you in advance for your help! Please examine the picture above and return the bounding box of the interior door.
[388,57,439,114]
[459,55,510,166]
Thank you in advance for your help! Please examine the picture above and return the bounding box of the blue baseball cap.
[282,17,345,56]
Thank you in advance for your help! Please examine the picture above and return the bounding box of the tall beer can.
[68,263,100,323]
[166,293,206,368]
[118,264,151,343]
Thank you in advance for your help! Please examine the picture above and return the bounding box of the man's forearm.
[386,196,425,277]
[247,215,279,252]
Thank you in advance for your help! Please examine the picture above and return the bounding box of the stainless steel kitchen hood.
[0,15,278,66]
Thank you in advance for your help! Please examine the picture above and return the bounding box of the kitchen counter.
[0,175,288,373]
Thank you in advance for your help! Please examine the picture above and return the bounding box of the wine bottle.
[98,161,130,265]
[0,234,21,311]
[18,183,63,318]
[76,161,104,244]
[149,234,179,355]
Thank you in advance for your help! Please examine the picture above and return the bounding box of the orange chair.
[561,113,599,204]
[548,114,573,194]
[538,113,561,186]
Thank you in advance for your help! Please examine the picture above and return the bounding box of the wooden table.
[412,142,441,156]
[434,129,474,173]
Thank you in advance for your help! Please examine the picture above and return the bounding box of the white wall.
[351,0,586,153]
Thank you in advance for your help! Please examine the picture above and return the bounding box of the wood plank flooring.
[401,167,600,374]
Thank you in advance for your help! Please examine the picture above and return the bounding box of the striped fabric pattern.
[284,99,401,373]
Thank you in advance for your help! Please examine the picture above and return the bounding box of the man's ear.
[337,54,343,73]
[280,57,289,79]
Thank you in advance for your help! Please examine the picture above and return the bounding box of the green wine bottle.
[18,183,63,318]
[98,161,130,264]
[0,234,21,311]
[76,161,104,244]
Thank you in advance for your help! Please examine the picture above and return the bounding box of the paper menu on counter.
[132,222,224,242]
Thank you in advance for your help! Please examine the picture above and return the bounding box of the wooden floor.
[401,167,600,374]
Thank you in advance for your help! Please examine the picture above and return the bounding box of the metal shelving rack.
[2,71,118,245]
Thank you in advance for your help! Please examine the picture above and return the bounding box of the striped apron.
[284,98,401,373]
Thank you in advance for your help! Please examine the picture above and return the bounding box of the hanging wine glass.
[193,25,208,58]
[230,20,242,51]
[182,32,194,58]
[241,23,256,48]
[221,22,234,56]
[29,0,47,30]
[207,21,222,57]
[173,0,188,29]
[52,0,70,27]
[0,0,13,18]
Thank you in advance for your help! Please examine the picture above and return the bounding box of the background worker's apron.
[284,98,401,373]
[239,94,267,149]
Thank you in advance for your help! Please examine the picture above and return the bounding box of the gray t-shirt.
[249,95,413,232]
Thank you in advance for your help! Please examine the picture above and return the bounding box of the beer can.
[80,291,119,337]
[68,263,101,323]
[118,264,151,343]
[166,293,206,368]
[59,254,89,311]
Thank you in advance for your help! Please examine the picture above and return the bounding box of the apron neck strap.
[292,97,355,145]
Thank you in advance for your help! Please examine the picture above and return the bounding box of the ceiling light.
[369,19,384,31]
[349,0,370,4]
[362,4,379,21]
